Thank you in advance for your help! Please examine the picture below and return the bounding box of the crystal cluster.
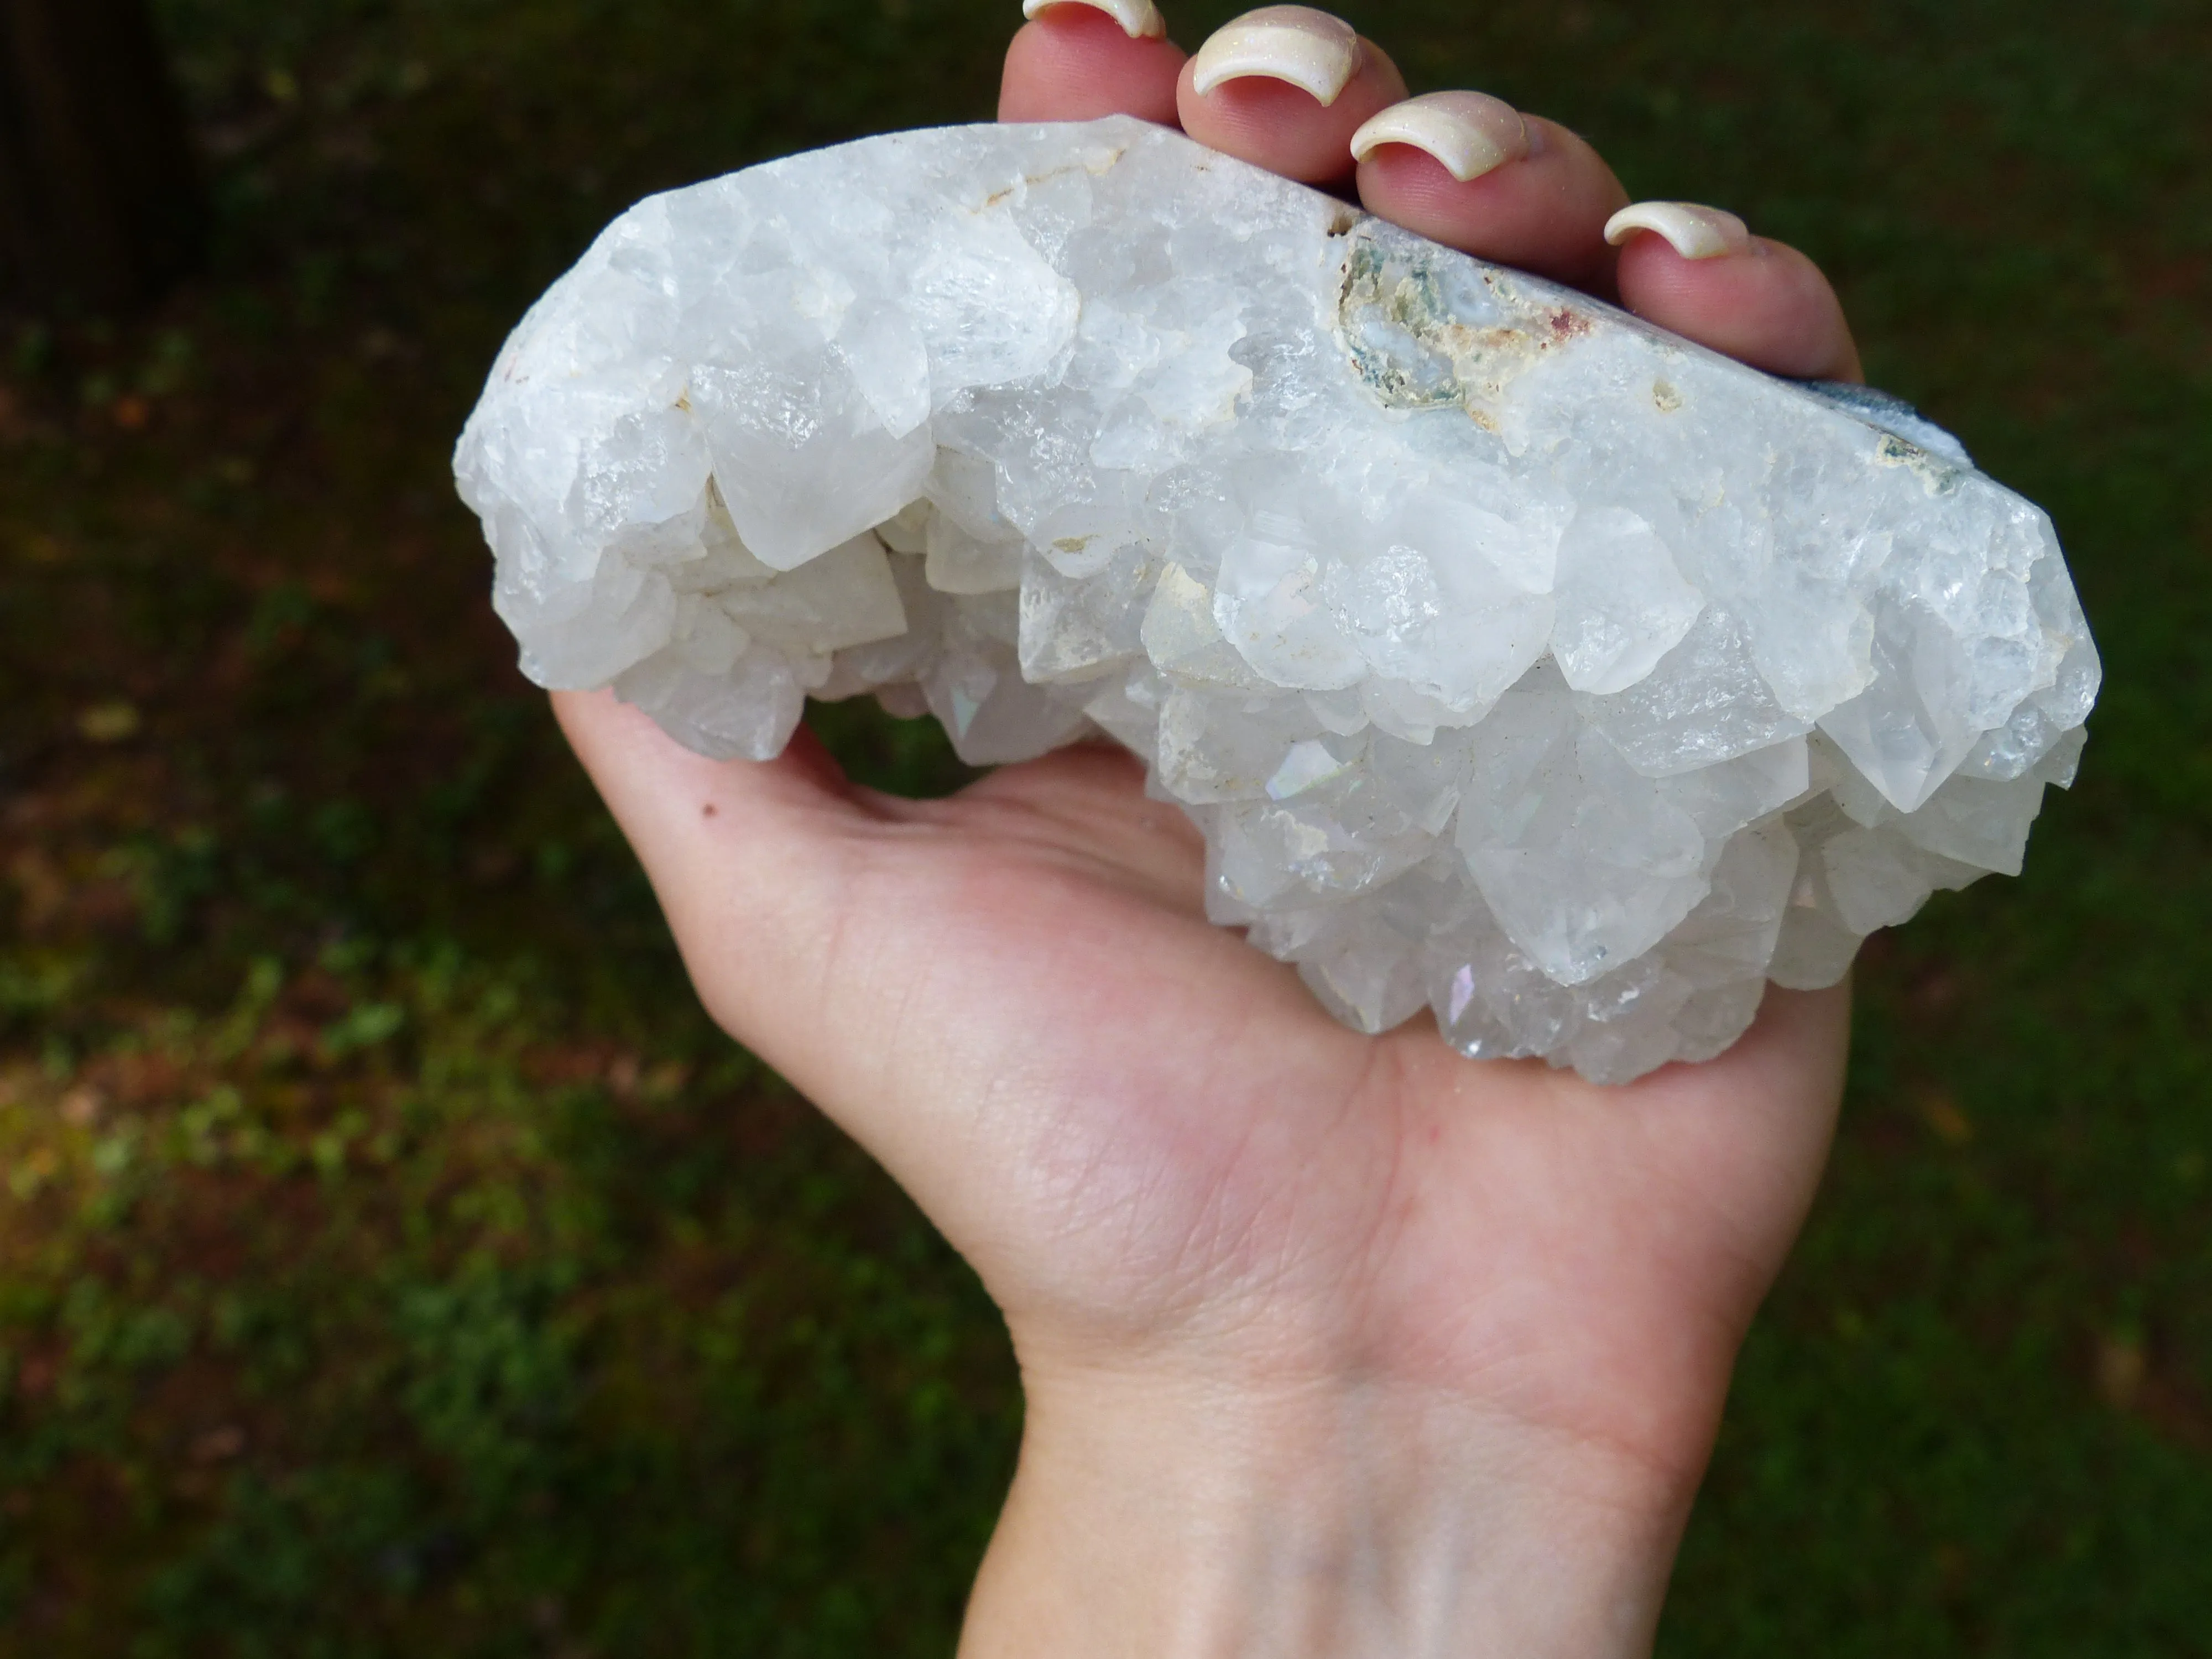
[454,117,2098,1084]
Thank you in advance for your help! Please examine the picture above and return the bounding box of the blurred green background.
[1,0,2206,1651]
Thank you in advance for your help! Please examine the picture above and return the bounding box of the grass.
[1,0,2206,1652]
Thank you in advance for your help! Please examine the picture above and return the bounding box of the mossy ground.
[2,1,2207,1652]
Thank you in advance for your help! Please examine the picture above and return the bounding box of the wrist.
[958,1360,1702,1659]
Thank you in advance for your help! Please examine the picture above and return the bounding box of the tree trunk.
[0,0,204,314]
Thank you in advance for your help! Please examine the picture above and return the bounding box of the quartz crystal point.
[454,117,2098,1084]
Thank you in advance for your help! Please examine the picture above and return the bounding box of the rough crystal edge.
[452,117,2100,1085]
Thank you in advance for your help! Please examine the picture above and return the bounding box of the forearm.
[958,1366,1699,1659]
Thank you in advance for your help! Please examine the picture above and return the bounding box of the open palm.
[554,6,1858,1648]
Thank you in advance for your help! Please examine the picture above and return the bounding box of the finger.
[1605,203,1863,382]
[551,690,953,1156]
[1350,95,1630,289]
[1176,6,1408,185]
[549,688,869,977]
[552,688,871,832]
[551,687,961,1199]
[1000,2,1187,126]
[552,692,1211,1045]
[1637,980,1851,1305]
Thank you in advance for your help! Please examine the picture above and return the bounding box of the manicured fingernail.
[1349,90,1528,182]
[1603,201,1752,260]
[1190,6,1360,106]
[1021,0,1167,39]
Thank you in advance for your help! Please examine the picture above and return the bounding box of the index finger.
[1000,3,1186,124]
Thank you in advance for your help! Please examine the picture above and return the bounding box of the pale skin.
[554,7,1864,1653]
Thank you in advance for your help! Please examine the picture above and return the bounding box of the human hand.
[554,9,1858,1653]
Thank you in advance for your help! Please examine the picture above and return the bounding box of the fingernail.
[1603,201,1752,260]
[1349,91,1528,182]
[1190,6,1360,106]
[1021,0,1167,39]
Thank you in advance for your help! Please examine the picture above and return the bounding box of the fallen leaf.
[1917,1088,1975,1145]
[76,702,142,743]
[2095,1333,2145,1411]
[190,1425,247,1463]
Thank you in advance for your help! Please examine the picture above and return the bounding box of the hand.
[555,8,1858,1653]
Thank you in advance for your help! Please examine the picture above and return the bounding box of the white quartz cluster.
[455,117,2098,1084]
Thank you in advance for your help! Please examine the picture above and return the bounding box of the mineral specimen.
[453,116,2098,1084]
